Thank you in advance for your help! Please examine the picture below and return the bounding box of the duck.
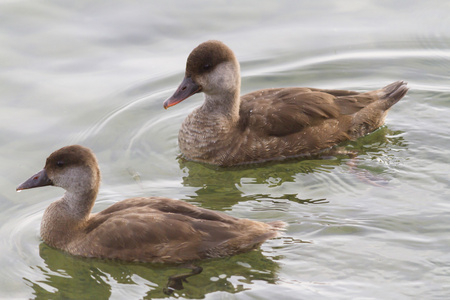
[163,40,409,167]
[16,145,285,263]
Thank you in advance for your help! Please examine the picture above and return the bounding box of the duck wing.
[311,80,408,115]
[240,87,372,137]
[81,198,277,263]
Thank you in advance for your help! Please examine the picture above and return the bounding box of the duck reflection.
[26,242,280,299]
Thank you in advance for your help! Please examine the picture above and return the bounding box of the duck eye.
[203,64,211,70]
[56,161,64,168]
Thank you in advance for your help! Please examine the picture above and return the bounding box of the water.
[1,0,449,299]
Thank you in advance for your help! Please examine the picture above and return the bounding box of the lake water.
[1,0,449,299]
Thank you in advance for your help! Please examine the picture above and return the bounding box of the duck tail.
[379,80,409,109]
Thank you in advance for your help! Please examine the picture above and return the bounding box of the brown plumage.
[17,145,285,263]
[163,40,409,166]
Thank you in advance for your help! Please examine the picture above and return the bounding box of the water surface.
[1,0,449,299]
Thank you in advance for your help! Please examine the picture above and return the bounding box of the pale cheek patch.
[57,166,94,191]
[207,62,239,92]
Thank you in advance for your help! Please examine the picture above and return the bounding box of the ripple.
[0,201,45,296]
[68,78,192,198]
[243,47,450,96]
[248,48,450,73]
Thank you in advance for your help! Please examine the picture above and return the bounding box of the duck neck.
[40,186,98,248]
[63,188,98,219]
[201,88,241,123]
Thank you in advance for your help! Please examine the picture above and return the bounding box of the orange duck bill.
[163,76,202,109]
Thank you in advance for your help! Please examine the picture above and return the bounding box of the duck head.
[17,145,100,194]
[163,40,240,109]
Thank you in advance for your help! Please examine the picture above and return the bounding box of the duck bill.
[16,169,53,191]
[163,77,202,109]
